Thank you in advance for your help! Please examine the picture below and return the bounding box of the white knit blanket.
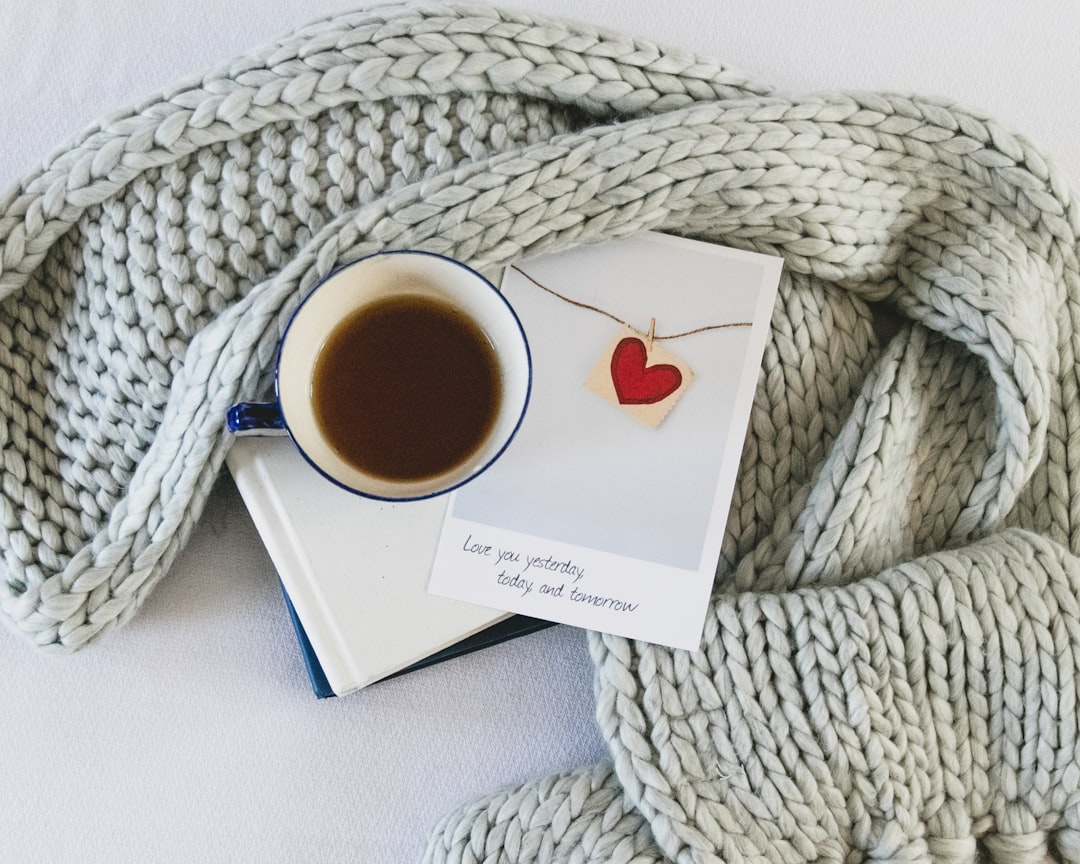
[2,5,1079,862]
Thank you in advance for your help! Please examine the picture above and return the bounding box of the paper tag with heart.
[585,325,694,427]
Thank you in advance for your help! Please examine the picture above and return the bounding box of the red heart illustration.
[610,337,682,405]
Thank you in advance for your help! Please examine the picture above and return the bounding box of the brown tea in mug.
[311,294,502,482]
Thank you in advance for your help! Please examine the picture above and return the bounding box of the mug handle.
[226,401,288,436]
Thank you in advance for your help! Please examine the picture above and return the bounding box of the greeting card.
[427,233,782,650]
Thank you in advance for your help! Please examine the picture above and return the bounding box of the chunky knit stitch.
[3,4,1080,863]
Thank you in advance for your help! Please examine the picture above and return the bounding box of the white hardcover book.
[226,435,520,696]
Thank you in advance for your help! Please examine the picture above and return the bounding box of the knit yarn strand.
[3,5,1080,863]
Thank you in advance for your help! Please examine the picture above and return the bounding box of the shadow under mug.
[227,250,531,501]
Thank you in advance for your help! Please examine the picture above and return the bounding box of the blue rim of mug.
[274,249,532,502]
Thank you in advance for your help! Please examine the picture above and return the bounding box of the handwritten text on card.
[461,532,640,611]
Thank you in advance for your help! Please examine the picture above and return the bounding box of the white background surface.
[2,2,1078,862]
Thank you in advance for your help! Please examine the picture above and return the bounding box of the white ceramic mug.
[227,251,531,501]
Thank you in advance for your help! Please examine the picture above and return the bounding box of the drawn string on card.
[510,265,752,426]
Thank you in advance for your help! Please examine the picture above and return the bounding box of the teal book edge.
[279,582,552,698]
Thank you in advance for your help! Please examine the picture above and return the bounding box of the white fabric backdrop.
[1,2,1078,862]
